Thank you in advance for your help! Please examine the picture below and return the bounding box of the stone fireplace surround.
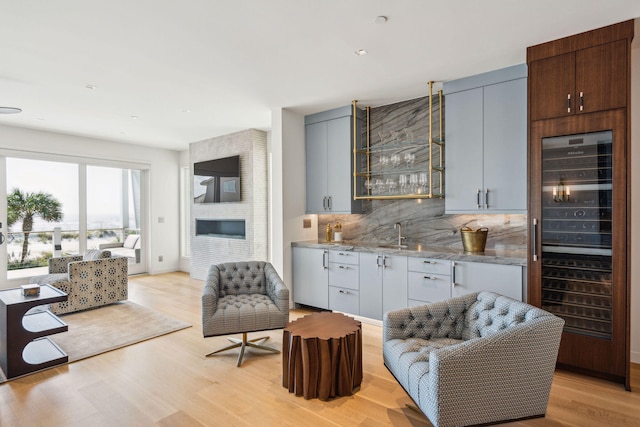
[189,129,267,280]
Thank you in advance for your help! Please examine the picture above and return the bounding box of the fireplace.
[196,219,246,239]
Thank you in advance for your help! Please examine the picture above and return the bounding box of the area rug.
[0,301,191,383]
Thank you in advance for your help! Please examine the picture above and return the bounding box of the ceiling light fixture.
[85,84,97,90]
[0,107,22,114]
[355,49,368,56]
[374,16,388,24]
[182,109,191,113]
[130,115,139,120]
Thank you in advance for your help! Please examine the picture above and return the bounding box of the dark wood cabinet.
[528,23,632,121]
[527,20,633,390]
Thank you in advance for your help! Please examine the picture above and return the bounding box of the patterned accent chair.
[202,261,289,367]
[383,291,564,427]
[29,250,128,315]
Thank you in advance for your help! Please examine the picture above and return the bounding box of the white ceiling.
[1,1,638,151]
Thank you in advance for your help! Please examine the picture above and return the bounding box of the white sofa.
[99,234,141,263]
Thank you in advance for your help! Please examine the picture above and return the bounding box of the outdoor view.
[6,158,141,277]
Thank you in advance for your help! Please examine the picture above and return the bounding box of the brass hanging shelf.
[352,81,445,200]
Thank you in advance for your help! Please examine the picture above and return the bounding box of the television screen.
[193,155,241,203]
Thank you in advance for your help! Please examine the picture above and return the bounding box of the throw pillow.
[83,249,111,261]
[123,234,140,249]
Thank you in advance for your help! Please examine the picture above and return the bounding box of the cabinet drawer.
[329,263,359,290]
[329,286,359,315]
[329,250,359,265]
[407,257,451,276]
[408,271,451,303]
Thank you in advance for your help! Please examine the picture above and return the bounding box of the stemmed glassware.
[419,172,429,193]
[404,152,415,168]
[399,175,407,194]
[386,178,397,194]
[390,153,400,168]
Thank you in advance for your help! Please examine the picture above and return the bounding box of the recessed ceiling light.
[355,49,368,56]
[374,16,388,24]
[0,107,22,114]
[130,115,139,120]
[182,109,191,113]
[85,84,97,90]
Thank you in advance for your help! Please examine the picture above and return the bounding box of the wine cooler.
[529,110,629,389]
[540,131,613,339]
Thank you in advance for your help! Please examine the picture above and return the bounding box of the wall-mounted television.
[193,155,241,203]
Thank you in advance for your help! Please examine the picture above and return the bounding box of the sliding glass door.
[1,155,147,282]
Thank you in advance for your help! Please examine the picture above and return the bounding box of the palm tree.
[7,188,63,264]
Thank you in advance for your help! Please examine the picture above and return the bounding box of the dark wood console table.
[0,284,68,379]
[282,312,362,400]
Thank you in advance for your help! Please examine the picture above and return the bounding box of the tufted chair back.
[215,261,268,297]
[462,291,552,340]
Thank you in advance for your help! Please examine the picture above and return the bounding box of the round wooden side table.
[282,312,362,401]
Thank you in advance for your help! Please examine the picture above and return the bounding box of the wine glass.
[364,178,373,194]
[375,179,385,195]
[419,172,429,193]
[404,152,415,168]
[380,155,389,169]
[386,178,397,194]
[410,173,419,193]
[390,153,400,168]
[399,175,407,194]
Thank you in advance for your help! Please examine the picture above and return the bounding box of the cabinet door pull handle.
[452,261,457,288]
[423,275,437,280]
[532,218,538,262]
[327,196,332,210]
[485,188,489,209]
[338,290,350,295]
[382,255,388,269]
[567,93,571,113]
[376,255,383,268]
[579,91,584,111]
[476,188,481,209]
[322,250,328,269]
[423,260,437,264]
[338,265,349,269]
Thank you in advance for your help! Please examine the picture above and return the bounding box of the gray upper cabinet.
[305,106,362,214]
[444,65,527,214]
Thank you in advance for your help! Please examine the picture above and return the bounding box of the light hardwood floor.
[1,272,639,426]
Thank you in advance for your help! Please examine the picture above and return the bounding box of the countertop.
[291,240,527,266]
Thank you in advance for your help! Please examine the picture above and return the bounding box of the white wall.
[630,24,639,364]
[269,108,317,297]
[0,124,181,277]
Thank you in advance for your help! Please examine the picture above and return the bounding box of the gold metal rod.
[352,100,358,200]
[428,81,434,198]
[367,106,371,196]
[438,89,443,196]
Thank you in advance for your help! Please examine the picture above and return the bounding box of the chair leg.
[206,332,280,367]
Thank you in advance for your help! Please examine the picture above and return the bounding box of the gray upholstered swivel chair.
[202,261,289,366]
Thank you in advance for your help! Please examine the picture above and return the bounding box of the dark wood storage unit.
[527,20,633,390]
[0,284,68,379]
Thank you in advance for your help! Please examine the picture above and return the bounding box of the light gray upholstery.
[202,261,289,364]
[30,252,128,315]
[383,291,564,427]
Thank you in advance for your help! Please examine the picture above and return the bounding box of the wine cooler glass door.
[540,130,613,339]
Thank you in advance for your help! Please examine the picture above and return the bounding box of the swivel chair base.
[206,332,280,367]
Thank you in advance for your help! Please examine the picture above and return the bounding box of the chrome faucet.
[394,222,406,246]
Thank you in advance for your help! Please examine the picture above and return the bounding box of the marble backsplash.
[317,198,527,251]
[317,94,527,251]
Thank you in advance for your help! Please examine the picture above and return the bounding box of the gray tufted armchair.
[202,261,289,366]
[383,291,564,427]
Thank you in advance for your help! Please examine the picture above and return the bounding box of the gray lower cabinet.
[407,257,452,306]
[451,261,523,301]
[328,250,359,313]
[293,246,524,318]
[358,253,408,320]
[292,247,329,309]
